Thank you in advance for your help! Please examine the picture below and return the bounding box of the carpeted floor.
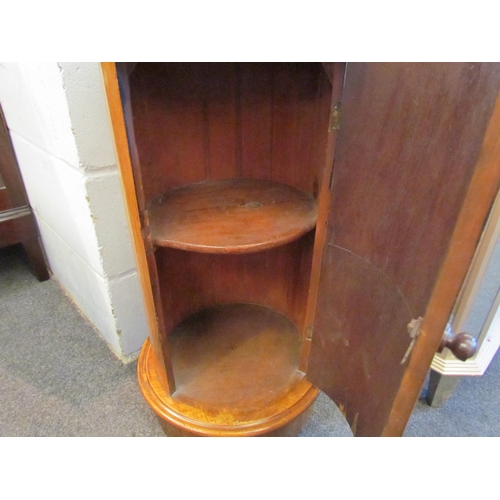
[1,243,498,437]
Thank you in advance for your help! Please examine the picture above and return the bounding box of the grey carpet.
[0,243,498,437]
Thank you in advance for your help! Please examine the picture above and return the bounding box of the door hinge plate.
[400,317,424,364]
[306,325,313,340]
[330,103,341,130]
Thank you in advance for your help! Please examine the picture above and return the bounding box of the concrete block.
[0,62,80,167]
[109,272,149,358]
[58,63,117,170]
[8,136,105,276]
[84,171,137,277]
[37,218,122,356]
[0,62,148,362]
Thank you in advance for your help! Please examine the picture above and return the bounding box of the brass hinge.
[400,317,424,365]
[306,325,313,340]
[330,103,341,130]
[141,224,154,252]
[329,168,335,191]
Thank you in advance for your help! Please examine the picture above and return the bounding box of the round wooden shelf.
[147,178,318,253]
[137,303,319,436]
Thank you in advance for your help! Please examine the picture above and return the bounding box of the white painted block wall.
[0,62,149,361]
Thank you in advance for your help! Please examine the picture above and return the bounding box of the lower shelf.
[138,303,319,436]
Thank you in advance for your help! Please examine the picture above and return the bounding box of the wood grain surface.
[384,80,500,436]
[156,234,314,334]
[0,188,8,213]
[109,63,331,406]
[0,208,36,248]
[128,63,330,203]
[0,107,29,209]
[148,178,318,253]
[307,62,500,436]
[138,328,318,437]
[300,62,346,365]
[169,304,302,410]
[0,105,49,281]
[111,62,331,435]
[101,63,174,393]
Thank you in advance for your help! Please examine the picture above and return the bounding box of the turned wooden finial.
[438,330,477,361]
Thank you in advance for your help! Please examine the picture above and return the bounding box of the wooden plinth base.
[138,318,319,437]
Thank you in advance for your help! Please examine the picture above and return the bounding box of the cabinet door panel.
[307,63,500,436]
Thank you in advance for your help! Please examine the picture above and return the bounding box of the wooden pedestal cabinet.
[103,62,500,437]
[0,104,49,282]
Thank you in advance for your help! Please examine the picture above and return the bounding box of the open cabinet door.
[307,63,500,436]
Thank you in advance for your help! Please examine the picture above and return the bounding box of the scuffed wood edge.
[299,62,346,371]
[138,338,319,436]
[100,62,170,390]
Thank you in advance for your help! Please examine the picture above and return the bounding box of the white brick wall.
[0,62,149,361]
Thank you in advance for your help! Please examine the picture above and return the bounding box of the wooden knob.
[438,330,477,361]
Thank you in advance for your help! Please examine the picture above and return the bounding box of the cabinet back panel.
[156,233,314,332]
[128,63,331,203]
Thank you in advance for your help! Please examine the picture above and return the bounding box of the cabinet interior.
[127,62,332,410]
